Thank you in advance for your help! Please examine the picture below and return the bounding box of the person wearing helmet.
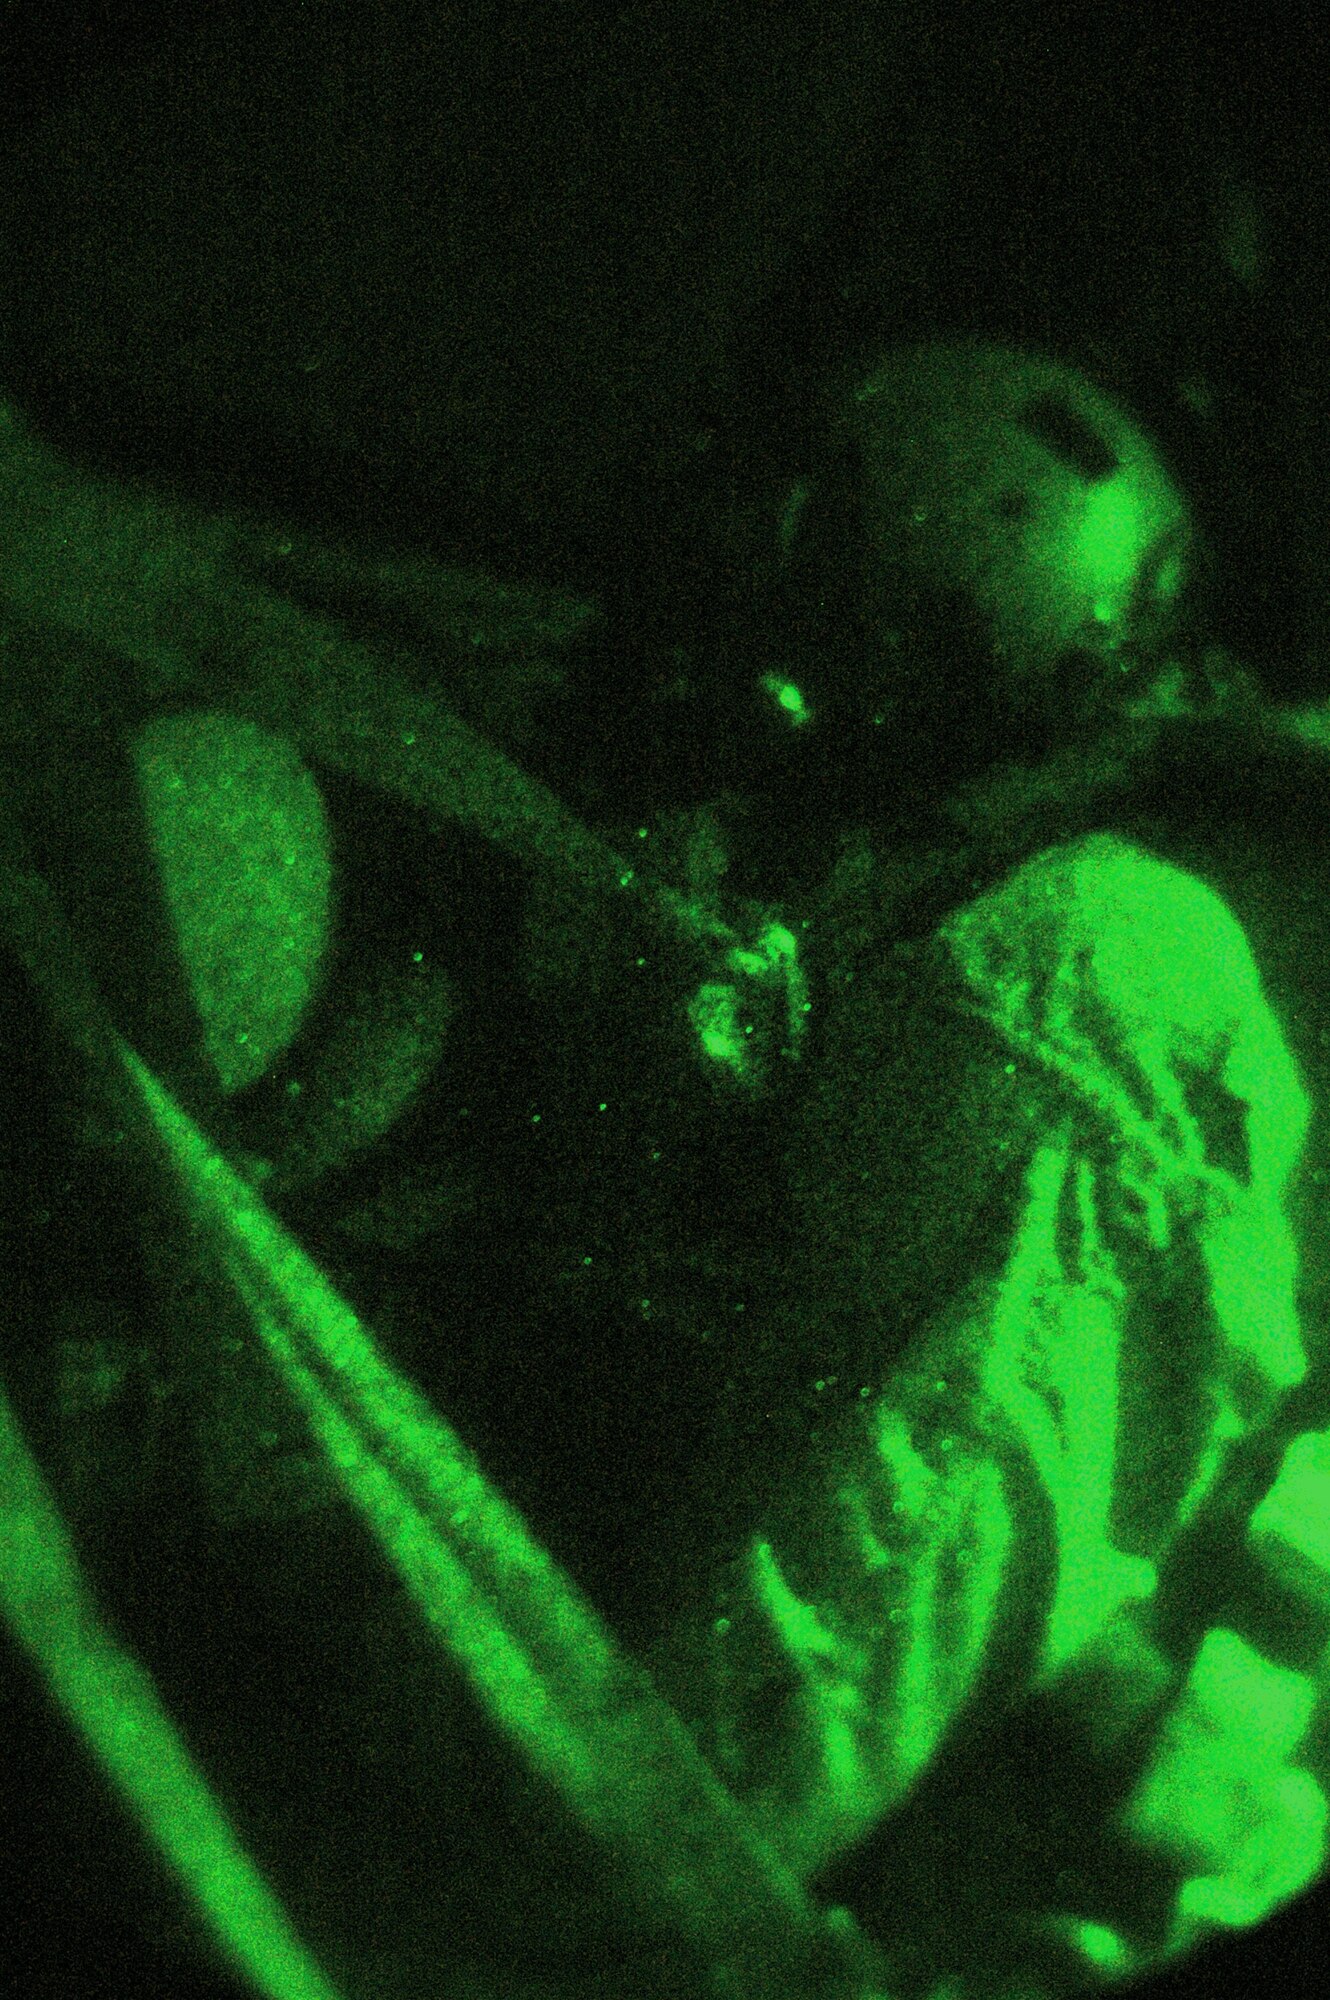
[636,336,1330,1999]
[846,343,1194,743]
[2,12,1328,2000]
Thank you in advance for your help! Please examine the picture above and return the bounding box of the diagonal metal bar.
[0,836,892,2000]
[0,1342,349,2000]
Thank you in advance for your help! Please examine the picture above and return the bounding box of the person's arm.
[647,828,1326,1996]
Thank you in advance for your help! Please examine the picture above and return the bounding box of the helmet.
[834,340,1196,742]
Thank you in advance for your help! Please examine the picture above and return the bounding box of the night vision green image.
[0,9,1328,2000]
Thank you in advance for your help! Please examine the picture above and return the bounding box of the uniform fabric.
[647,828,1328,1997]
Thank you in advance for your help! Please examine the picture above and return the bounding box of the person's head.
[715,338,1217,897]
[845,340,1198,756]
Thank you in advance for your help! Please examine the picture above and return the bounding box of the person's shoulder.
[944,827,1252,954]
[937,829,1269,1061]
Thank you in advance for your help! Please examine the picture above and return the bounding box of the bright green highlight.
[729,921,808,1060]
[688,979,751,1078]
[848,341,1192,699]
[760,674,811,727]
[941,832,1311,1684]
[985,1137,1161,1687]
[749,1537,876,1865]
[133,713,332,1096]
[1073,480,1145,614]
[121,1047,890,2000]
[0,1372,344,2000]
[1058,1918,1134,1974]
[0,842,882,1998]
[1122,1626,1326,1942]
[8,384,1330,1996]
[737,1397,1015,1885]
[687,921,808,1088]
[1249,1427,1330,1595]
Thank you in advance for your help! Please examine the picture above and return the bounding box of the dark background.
[1,5,1328,1998]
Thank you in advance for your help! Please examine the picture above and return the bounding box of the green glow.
[736,1399,1016,1884]
[1063,1919,1134,1973]
[725,921,809,1065]
[1072,479,1146,608]
[0,1373,344,2000]
[687,920,809,1086]
[940,834,1311,1682]
[688,979,753,1080]
[1122,1627,1326,1939]
[118,1047,888,2000]
[1249,1429,1330,1590]
[735,821,1327,1972]
[134,713,332,1096]
[9,388,1330,1998]
[0,844,883,2000]
[760,673,811,727]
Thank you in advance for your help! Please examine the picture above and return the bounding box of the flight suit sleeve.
[653,830,1324,1994]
